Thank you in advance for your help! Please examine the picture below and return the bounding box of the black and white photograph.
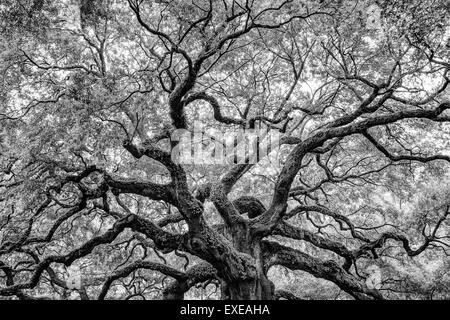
[0,0,449,313]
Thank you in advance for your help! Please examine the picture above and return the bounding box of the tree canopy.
[0,0,449,300]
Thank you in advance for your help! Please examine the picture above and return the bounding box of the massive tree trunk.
[221,211,275,300]
[162,198,276,300]
[224,272,274,300]
[216,197,275,300]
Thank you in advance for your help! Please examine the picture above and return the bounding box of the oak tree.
[0,0,449,300]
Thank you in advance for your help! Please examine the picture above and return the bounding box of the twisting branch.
[363,130,450,164]
[353,208,450,259]
[163,262,217,300]
[263,241,383,300]
[273,221,354,270]
[98,260,187,300]
[256,101,450,235]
